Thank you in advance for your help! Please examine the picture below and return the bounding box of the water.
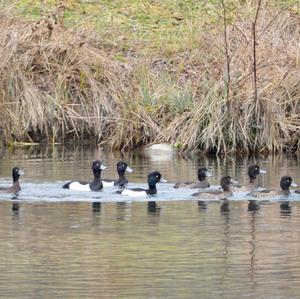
[0,145,300,298]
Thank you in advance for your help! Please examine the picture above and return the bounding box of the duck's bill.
[100,165,107,170]
[259,169,267,174]
[291,182,298,187]
[230,179,239,184]
[126,166,133,173]
[205,171,212,177]
[18,170,25,176]
[160,177,168,183]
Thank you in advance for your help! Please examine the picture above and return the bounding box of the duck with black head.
[0,167,24,194]
[233,164,266,193]
[118,171,167,197]
[192,176,236,200]
[62,160,107,191]
[250,176,297,198]
[173,167,212,189]
[102,161,133,188]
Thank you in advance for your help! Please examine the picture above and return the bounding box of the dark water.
[0,145,300,298]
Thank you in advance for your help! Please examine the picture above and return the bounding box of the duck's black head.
[197,167,211,181]
[220,176,233,192]
[280,176,294,190]
[117,161,133,176]
[248,165,266,181]
[148,171,167,187]
[12,167,24,182]
[92,160,107,177]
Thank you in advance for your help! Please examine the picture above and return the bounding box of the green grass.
[3,0,299,58]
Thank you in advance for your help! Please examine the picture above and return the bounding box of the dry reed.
[0,3,299,154]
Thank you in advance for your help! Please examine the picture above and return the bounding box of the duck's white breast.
[102,181,114,187]
[121,189,147,197]
[69,182,91,191]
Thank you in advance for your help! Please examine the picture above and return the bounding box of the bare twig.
[252,0,262,107]
[221,0,231,109]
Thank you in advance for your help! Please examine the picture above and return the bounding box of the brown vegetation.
[0,3,299,154]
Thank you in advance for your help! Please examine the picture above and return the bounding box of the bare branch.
[221,0,231,109]
[252,0,262,106]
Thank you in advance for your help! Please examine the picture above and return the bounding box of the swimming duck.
[173,167,211,189]
[233,164,266,193]
[0,167,24,194]
[102,161,133,188]
[191,176,235,200]
[294,187,300,194]
[118,171,167,197]
[250,176,297,198]
[62,160,107,191]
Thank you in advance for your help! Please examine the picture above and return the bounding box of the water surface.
[0,146,299,298]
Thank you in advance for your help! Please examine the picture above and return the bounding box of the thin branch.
[252,0,262,106]
[236,61,293,85]
[257,9,283,41]
[221,0,231,109]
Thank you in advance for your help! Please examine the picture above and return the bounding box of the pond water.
[0,145,300,298]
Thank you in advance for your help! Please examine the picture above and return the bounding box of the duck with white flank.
[118,171,167,197]
[102,161,133,188]
[62,160,107,191]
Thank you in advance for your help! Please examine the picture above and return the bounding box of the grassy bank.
[0,1,300,153]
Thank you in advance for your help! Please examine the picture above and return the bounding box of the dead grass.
[0,2,299,154]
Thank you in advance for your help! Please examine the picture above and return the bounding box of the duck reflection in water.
[92,202,101,213]
[280,202,292,217]
[197,201,207,211]
[248,200,260,212]
[220,199,230,214]
[147,201,161,215]
[147,201,161,225]
[116,202,130,221]
[12,202,19,213]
